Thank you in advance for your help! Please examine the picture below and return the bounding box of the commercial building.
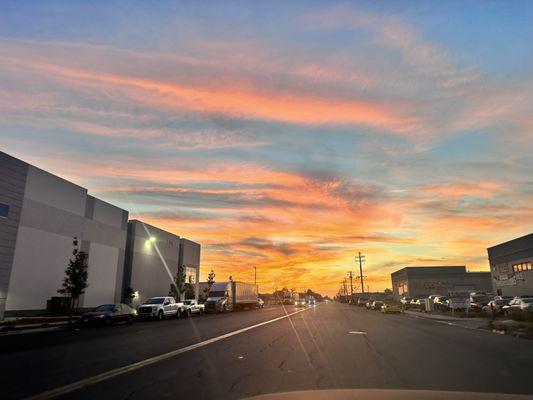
[487,233,533,297]
[122,221,200,305]
[1,151,129,319]
[391,266,492,301]
[0,151,201,319]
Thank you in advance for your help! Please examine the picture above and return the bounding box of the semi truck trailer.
[205,281,258,312]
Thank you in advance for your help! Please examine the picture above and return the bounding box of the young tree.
[202,269,216,300]
[57,237,89,315]
[170,264,187,300]
[123,287,135,305]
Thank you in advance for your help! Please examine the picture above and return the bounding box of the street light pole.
[348,271,354,301]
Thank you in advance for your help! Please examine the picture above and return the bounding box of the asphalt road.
[1,303,533,400]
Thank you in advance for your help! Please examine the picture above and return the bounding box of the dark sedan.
[80,303,137,326]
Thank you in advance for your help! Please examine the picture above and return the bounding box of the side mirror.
[164,301,170,306]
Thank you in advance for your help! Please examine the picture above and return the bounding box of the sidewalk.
[404,310,489,329]
[0,316,79,335]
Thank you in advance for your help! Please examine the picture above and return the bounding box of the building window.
[513,262,533,273]
[0,203,9,218]
[185,266,197,284]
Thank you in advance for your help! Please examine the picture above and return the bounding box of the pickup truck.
[137,296,183,319]
[182,299,205,316]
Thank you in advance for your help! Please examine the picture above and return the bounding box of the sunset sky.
[1,1,532,296]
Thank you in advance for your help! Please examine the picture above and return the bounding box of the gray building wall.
[123,220,181,306]
[179,238,201,300]
[1,151,128,317]
[391,266,492,300]
[0,152,28,320]
[487,233,533,297]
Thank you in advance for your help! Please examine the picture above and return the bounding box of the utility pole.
[348,271,354,301]
[355,252,366,293]
[342,278,348,303]
[254,266,257,286]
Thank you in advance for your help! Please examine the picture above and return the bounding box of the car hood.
[243,389,532,400]
[83,311,111,317]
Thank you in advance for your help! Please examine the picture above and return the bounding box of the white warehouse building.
[0,151,201,320]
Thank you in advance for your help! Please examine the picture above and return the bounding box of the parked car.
[469,293,490,312]
[182,299,205,316]
[357,297,369,307]
[294,298,307,307]
[482,299,509,316]
[502,297,533,316]
[381,303,402,314]
[81,303,136,326]
[494,295,513,302]
[411,298,426,311]
[257,298,265,309]
[400,297,412,308]
[371,300,384,310]
[433,296,449,311]
[137,296,180,319]
[512,295,533,300]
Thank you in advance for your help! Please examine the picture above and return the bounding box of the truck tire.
[199,309,203,316]
[183,309,191,318]
[157,310,164,320]
[176,308,182,318]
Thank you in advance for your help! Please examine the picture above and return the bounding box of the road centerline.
[23,308,309,400]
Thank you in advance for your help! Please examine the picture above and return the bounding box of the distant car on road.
[381,303,402,314]
[502,297,533,316]
[371,300,384,310]
[307,297,316,307]
[137,296,180,320]
[294,299,307,307]
[81,303,136,326]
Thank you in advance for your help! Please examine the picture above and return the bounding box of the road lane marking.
[348,331,367,335]
[23,308,308,400]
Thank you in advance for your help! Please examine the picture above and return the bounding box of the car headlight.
[96,314,105,318]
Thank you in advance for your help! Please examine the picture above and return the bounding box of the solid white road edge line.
[24,308,309,400]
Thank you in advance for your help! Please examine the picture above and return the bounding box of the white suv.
[137,296,179,320]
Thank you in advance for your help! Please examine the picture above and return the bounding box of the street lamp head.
[149,237,156,243]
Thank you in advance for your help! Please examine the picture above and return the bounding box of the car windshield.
[4,3,533,399]
[145,298,165,304]
[94,305,115,312]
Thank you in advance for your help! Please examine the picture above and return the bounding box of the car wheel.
[105,317,113,326]
[157,310,164,320]
[176,308,182,318]
[127,316,134,325]
[199,309,203,316]
[184,309,191,318]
